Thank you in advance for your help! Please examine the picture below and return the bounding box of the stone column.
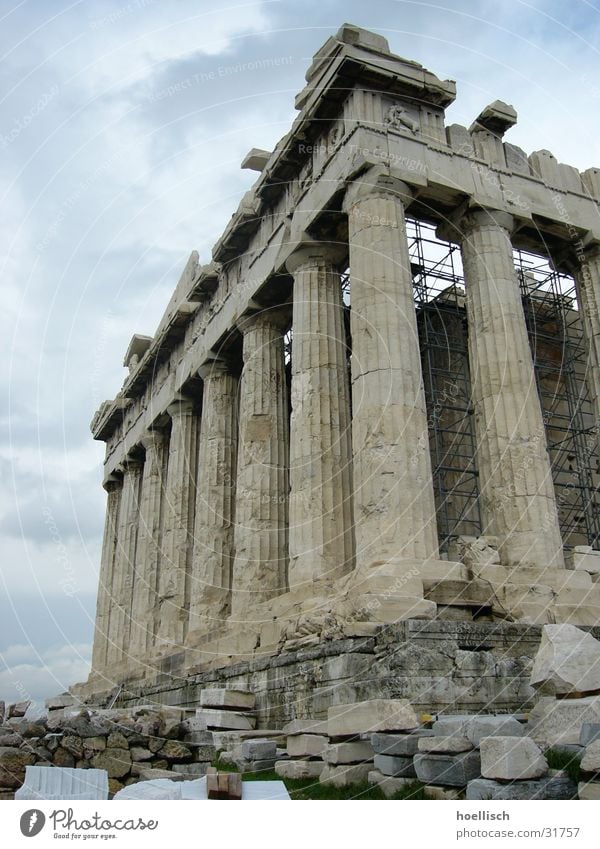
[285,242,354,585]
[129,430,168,660]
[91,476,122,674]
[344,172,439,572]
[107,458,143,666]
[231,310,290,618]
[456,208,564,569]
[156,399,197,651]
[187,361,238,641]
[569,241,600,449]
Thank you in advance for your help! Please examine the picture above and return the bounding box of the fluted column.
[570,241,600,448]
[231,309,290,617]
[187,361,238,641]
[91,476,122,674]
[107,458,143,666]
[285,242,354,585]
[129,430,168,659]
[156,399,197,650]
[344,172,439,571]
[456,208,564,569]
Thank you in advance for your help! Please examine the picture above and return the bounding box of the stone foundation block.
[241,739,277,760]
[371,730,433,756]
[432,716,472,737]
[327,699,419,737]
[324,741,374,764]
[171,762,211,777]
[282,719,329,736]
[373,754,416,777]
[195,709,255,730]
[275,759,324,779]
[199,689,255,710]
[418,736,473,754]
[414,751,481,787]
[287,734,327,759]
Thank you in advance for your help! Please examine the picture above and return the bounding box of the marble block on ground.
[371,730,433,756]
[528,696,600,746]
[418,736,473,754]
[15,766,108,800]
[324,741,373,764]
[414,751,481,787]
[287,734,327,759]
[530,624,600,695]
[465,716,524,747]
[373,754,416,777]
[467,776,577,800]
[241,738,276,760]
[275,759,324,779]
[480,736,547,780]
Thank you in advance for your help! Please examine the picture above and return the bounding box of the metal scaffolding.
[407,218,600,552]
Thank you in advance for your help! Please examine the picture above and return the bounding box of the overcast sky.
[1,0,599,711]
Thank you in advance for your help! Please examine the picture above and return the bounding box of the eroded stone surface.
[480,736,547,780]
[328,700,419,737]
[530,624,600,695]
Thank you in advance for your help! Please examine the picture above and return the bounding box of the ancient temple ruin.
[78,25,600,721]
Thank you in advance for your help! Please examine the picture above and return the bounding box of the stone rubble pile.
[0,697,217,798]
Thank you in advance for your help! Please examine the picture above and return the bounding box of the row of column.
[93,166,600,673]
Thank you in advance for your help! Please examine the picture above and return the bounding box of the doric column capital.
[140,428,168,454]
[284,240,346,274]
[166,396,195,417]
[437,206,515,243]
[102,474,123,493]
[236,305,291,335]
[197,358,231,381]
[120,456,144,475]
[550,235,600,275]
[343,166,414,212]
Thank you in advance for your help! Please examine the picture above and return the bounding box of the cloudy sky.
[1,0,599,710]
